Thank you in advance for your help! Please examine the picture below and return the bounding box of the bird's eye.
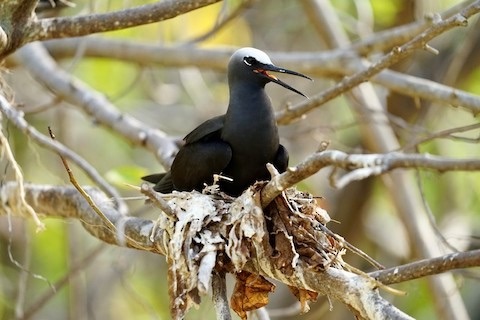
[243,56,257,66]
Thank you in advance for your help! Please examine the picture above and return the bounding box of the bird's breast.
[221,90,280,170]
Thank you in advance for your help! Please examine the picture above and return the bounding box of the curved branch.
[0,182,412,319]
[24,0,221,43]
[2,182,479,318]
[275,1,480,124]
[13,42,178,169]
[261,150,480,207]
[370,250,480,285]
[243,262,412,320]
[0,94,127,214]
[0,182,166,255]
[36,38,480,119]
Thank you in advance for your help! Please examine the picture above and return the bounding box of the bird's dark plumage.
[142,47,310,196]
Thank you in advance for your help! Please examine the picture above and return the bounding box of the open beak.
[254,64,312,98]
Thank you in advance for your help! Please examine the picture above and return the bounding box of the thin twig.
[140,183,176,220]
[401,122,480,151]
[0,118,44,229]
[185,0,255,44]
[0,93,127,214]
[48,127,118,233]
[21,245,105,320]
[317,224,384,270]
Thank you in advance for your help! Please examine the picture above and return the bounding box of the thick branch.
[13,42,178,168]
[24,0,221,43]
[244,262,412,320]
[261,150,480,207]
[0,182,166,255]
[0,182,412,320]
[2,182,479,319]
[38,39,480,118]
[0,0,37,55]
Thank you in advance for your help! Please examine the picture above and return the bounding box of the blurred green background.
[1,0,480,319]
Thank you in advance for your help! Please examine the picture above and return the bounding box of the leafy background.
[1,0,480,319]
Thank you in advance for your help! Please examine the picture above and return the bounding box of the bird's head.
[228,47,311,98]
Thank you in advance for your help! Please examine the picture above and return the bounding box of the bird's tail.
[141,172,174,193]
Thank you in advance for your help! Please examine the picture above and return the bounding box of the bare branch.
[276,1,480,124]
[24,0,221,43]
[299,1,477,319]
[2,182,478,319]
[0,182,167,255]
[38,39,480,118]
[370,249,480,285]
[48,126,119,233]
[13,42,178,169]
[261,150,480,207]
[0,182,411,319]
[0,0,37,54]
[0,93,127,214]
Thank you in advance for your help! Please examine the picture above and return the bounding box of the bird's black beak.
[254,64,312,98]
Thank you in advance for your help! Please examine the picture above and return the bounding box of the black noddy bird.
[142,47,311,196]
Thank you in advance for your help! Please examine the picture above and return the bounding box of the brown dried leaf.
[272,231,296,275]
[288,286,319,314]
[231,271,276,320]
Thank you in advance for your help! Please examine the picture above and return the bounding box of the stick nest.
[152,183,346,319]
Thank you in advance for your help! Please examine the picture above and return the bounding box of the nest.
[152,183,346,319]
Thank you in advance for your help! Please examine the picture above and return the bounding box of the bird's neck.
[226,83,275,123]
[222,83,279,146]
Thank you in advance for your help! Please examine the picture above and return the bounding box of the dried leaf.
[231,271,275,320]
[225,189,265,271]
[288,286,319,314]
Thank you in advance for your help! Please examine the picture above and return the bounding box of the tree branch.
[37,39,480,119]
[13,42,178,169]
[20,0,221,48]
[0,182,166,254]
[276,0,480,124]
[299,1,477,319]
[212,271,232,320]
[0,0,37,54]
[2,181,479,318]
[370,249,480,285]
[0,93,128,214]
[0,182,412,319]
[261,150,480,207]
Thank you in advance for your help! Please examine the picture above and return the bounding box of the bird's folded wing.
[141,172,166,184]
[184,115,225,144]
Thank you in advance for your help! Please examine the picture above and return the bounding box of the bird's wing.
[153,172,174,193]
[273,144,289,173]
[184,115,225,144]
[171,140,232,191]
[141,173,166,184]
